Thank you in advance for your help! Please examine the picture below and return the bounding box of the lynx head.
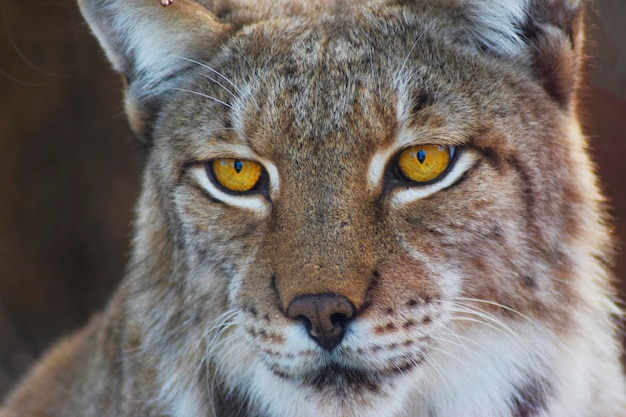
[79,0,617,416]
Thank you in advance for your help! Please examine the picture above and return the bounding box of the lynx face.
[3,1,624,417]
[122,3,613,415]
[166,14,559,403]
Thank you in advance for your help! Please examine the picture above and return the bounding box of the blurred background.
[0,0,625,401]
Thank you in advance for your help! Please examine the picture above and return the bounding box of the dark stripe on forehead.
[410,91,435,116]
[510,377,551,417]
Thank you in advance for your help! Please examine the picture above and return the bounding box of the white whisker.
[398,32,423,75]
[428,342,476,372]
[430,334,480,360]
[454,297,540,327]
[167,87,235,110]
[177,56,263,112]
[448,315,520,342]
[177,56,245,97]
[422,352,453,391]
[120,316,194,361]
[439,327,484,351]
[201,73,241,102]
[435,298,522,339]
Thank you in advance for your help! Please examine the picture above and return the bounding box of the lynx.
[2,0,626,416]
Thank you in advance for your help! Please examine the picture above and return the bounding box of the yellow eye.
[211,158,262,192]
[397,145,452,183]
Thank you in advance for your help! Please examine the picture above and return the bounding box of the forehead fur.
[199,0,397,21]
[201,0,533,58]
[158,3,541,160]
[80,0,583,142]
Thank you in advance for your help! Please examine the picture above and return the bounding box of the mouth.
[270,357,424,393]
[304,364,383,392]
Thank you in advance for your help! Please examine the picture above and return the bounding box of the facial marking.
[192,166,269,214]
[391,149,477,205]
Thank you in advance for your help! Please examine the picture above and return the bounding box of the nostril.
[293,314,313,332]
[285,293,355,351]
[330,312,350,328]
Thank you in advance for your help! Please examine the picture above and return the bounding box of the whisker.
[367,54,383,104]
[237,54,262,112]
[428,342,475,371]
[451,306,518,334]
[435,299,522,339]
[120,316,195,361]
[167,87,235,110]
[454,297,540,327]
[201,310,239,346]
[447,315,520,342]
[430,333,480,360]
[200,73,242,103]
[439,327,484,351]
[398,32,423,75]
[0,65,46,86]
[178,57,246,99]
[198,309,241,414]
[422,352,453,391]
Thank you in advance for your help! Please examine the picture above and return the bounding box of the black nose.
[285,293,355,351]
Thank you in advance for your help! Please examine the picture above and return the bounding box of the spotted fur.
[2,0,625,416]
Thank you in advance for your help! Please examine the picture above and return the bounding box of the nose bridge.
[271,195,376,312]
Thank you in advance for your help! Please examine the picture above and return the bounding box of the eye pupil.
[234,160,243,173]
[416,150,426,164]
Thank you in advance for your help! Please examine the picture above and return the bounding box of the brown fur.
[2,0,625,416]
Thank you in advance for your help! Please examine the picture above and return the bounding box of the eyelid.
[187,150,280,209]
[190,165,270,213]
[389,149,477,205]
[187,143,281,194]
[367,125,467,191]
[367,141,457,191]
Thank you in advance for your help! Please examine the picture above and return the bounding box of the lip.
[270,355,425,392]
[306,364,380,390]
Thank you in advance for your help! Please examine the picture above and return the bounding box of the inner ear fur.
[459,0,585,109]
[78,0,232,144]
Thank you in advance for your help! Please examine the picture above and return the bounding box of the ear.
[460,0,585,108]
[78,0,231,143]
